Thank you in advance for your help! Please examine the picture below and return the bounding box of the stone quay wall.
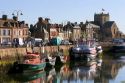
[0,42,113,59]
[0,45,73,59]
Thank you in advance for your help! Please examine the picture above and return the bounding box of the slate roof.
[103,21,115,28]
[73,25,81,29]
[86,23,100,29]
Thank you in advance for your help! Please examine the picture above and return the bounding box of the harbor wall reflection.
[1,54,125,83]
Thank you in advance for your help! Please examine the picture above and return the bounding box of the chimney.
[67,21,70,24]
[13,16,18,21]
[21,21,25,24]
[80,22,83,25]
[74,22,77,25]
[45,18,50,23]
[2,15,7,20]
[38,17,43,22]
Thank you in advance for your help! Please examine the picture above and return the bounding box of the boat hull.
[109,45,125,53]
[10,71,46,82]
[11,62,46,73]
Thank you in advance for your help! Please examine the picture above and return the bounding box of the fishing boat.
[94,42,103,53]
[108,43,125,58]
[69,43,97,60]
[109,44,125,53]
[60,55,70,63]
[69,39,103,61]
[8,52,46,73]
[46,53,56,66]
[72,44,97,54]
[8,44,46,73]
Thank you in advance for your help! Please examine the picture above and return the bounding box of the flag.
[102,8,105,11]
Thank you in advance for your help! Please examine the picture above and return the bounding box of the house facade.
[0,15,29,45]
[32,17,50,42]
[49,24,59,39]
[85,22,100,40]
[72,25,81,41]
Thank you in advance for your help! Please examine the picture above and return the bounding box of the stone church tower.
[94,12,109,26]
[94,12,121,41]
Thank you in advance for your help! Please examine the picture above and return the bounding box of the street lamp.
[12,10,23,38]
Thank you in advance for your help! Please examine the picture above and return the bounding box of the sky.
[0,0,125,33]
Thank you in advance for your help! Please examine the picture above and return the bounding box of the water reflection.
[47,68,56,83]
[10,71,46,83]
[1,54,125,83]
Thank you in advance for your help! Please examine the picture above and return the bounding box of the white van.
[12,38,24,47]
[34,38,43,46]
[18,38,24,46]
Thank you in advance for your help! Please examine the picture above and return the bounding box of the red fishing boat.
[9,50,46,73]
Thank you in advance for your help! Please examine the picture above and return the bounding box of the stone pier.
[0,45,73,59]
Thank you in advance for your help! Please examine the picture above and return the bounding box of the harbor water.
[1,53,125,83]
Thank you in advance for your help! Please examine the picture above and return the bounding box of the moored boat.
[109,44,125,53]
[69,44,97,61]
[60,55,70,63]
[94,43,103,53]
[72,44,97,54]
[46,53,56,66]
[8,52,46,73]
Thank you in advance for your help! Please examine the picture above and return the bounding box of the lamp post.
[12,10,23,38]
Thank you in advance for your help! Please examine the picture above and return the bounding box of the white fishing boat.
[41,44,56,67]
[47,54,56,66]
[69,39,103,61]
[94,42,103,53]
[69,41,97,60]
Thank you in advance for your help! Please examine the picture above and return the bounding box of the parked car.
[1,41,12,46]
[61,40,72,45]
[34,38,43,46]
[24,38,43,47]
[12,38,24,47]
[112,38,124,44]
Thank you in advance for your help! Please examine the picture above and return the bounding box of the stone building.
[79,21,100,41]
[94,12,109,26]
[86,22,100,40]
[94,12,120,41]
[49,24,59,39]
[63,22,73,40]
[72,23,81,41]
[102,21,119,41]
[31,17,50,42]
[0,15,29,45]
[30,17,64,43]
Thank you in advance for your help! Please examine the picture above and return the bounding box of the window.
[23,30,24,35]
[26,30,27,35]
[3,30,6,36]
[14,30,16,35]
[114,29,116,34]
[7,30,10,36]
[2,37,10,43]
[18,31,20,35]
[18,30,23,36]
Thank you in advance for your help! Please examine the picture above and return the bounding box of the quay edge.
[0,42,113,60]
